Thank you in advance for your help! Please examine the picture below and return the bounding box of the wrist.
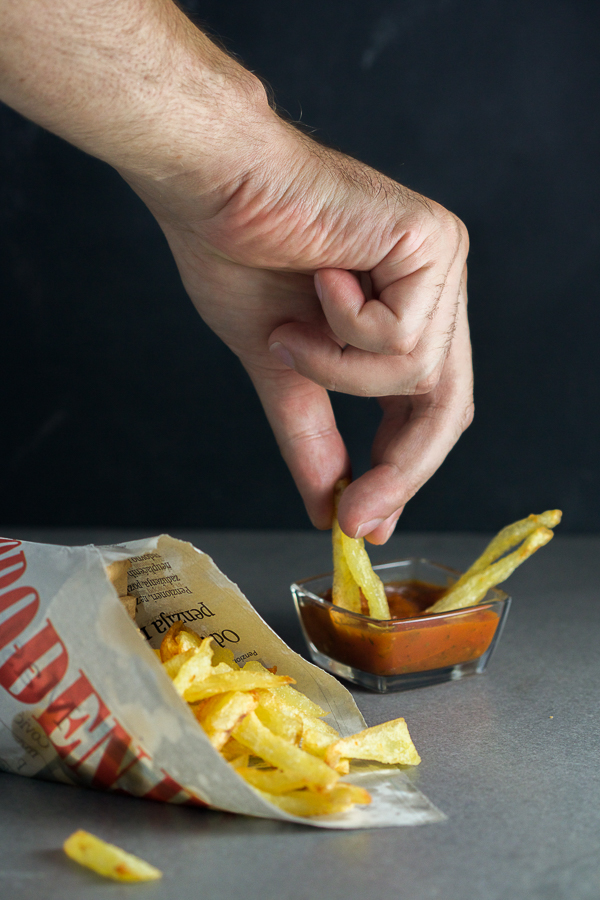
[0,0,275,187]
[117,25,276,186]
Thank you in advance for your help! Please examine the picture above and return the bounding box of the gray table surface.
[1,527,599,900]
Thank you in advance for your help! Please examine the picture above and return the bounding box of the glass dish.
[291,558,511,692]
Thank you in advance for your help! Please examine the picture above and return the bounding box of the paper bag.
[0,534,444,829]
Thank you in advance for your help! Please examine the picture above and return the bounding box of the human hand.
[130,114,473,542]
[0,0,473,541]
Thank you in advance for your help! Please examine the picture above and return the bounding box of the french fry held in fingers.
[427,512,562,613]
[330,478,561,618]
[332,479,390,620]
[158,623,420,817]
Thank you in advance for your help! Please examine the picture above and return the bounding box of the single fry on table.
[63,830,161,882]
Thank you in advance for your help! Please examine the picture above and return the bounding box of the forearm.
[0,0,272,186]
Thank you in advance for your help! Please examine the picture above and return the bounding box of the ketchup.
[300,581,500,676]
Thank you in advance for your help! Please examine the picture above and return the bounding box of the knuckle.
[412,366,442,394]
[455,216,470,255]
[459,400,475,433]
[413,358,444,394]
[436,209,469,257]
[383,332,420,356]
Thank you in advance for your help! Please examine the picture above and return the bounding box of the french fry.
[160,621,202,661]
[428,526,554,613]
[254,783,371,817]
[195,690,259,750]
[325,718,421,768]
[211,645,241,669]
[301,724,354,772]
[332,523,363,613]
[220,737,250,767]
[160,621,184,661]
[232,712,339,791]
[176,627,203,653]
[162,647,196,680]
[341,532,390,619]
[297,714,338,739]
[332,480,362,613]
[243,662,330,718]
[158,625,420,818]
[171,638,215,695]
[63,830,161,882]
[269,683,329,719]
[256,689,337,743]
[182,670,294,704]
[236,766,314,795]
[254,690,303,745]
[450,510,563,592]
[331,479,390,619]
[301,725,338,758]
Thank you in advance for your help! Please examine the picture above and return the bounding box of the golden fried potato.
[254,690,303,745]
[236,766,314,795]
[195,690,259,750]
[331,479,390,619]
[429,525,555,613]
[449,510,562,593]
[171,638,215,695]
[157,625,421,818]
[183,670,294,704]
[233,712,339,792]
[332,480,362,613]
[63,830,161,882]
[254,783,371,817]
[325,718,421,768]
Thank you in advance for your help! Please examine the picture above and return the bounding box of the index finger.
[243,359,350,530]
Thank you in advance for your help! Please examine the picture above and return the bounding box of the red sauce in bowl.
[299,581,500,676]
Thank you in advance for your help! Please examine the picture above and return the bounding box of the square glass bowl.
[291,558,511,692]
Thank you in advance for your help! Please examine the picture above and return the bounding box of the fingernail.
[269,342,295,370]
[378,509,403,543]
[354,518,384,539]
[314,272,323,302]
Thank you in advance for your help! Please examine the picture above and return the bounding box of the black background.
[1,0,599,532]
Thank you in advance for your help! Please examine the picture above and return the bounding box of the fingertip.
[336,476,405,542]
[304,476,351,532]
[364,507,404,545]
[354,518,385,540]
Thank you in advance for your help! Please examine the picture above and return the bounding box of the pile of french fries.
[332,479,561,618]
[158,622,420,818]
